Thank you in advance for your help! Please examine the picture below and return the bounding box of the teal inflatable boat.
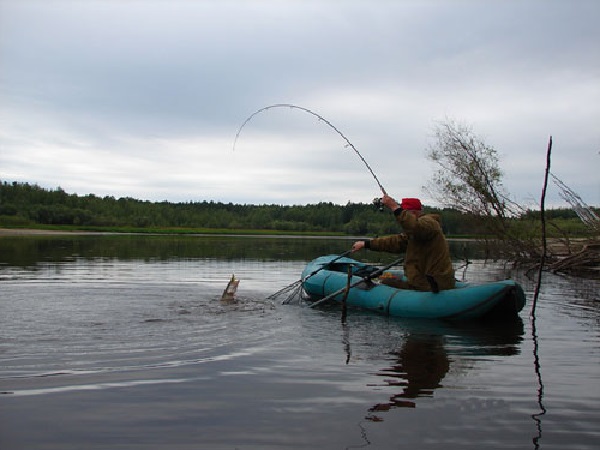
[301,255,526,320]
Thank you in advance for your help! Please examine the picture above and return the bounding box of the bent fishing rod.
[233,103,387,196]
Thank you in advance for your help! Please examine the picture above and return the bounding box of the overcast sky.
[1,0,598,208]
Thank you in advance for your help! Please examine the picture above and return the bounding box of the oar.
[340,263,353,323]
[268,249,354,303]
[301,249,354,282]
[308,257,404,309]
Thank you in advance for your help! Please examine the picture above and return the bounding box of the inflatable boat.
[301,255,526,321]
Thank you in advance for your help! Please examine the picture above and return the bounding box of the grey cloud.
[1,0,598,205]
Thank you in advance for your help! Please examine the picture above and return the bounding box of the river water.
[0,234,598,449]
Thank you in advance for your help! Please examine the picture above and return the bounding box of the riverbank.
[0,227,588,247]
[0,228,117,236]
[0,227,357,240]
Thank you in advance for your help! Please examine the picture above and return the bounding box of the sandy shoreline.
[0,228,110,236]
[0,228,356,239]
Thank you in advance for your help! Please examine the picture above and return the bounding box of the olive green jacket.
[366,211,455,291]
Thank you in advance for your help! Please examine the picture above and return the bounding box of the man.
[352,195,455,292]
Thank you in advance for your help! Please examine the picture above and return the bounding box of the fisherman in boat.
[351,195,455,292]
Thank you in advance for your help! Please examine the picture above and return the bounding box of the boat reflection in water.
[357,316,525,420]
[368,333,449,413]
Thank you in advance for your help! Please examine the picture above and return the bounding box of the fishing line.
[233,103,387,195]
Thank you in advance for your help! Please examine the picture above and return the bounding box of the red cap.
[401,198,422,211]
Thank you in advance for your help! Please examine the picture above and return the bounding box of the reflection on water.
[0,235,599,450]
[345,317,524,418]
[368,333,450,412]
[531,313,547,450]
[0,234,354,267]
[0,234,498,270]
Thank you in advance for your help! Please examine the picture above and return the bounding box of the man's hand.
[351,241,366,252]
[381,194,400,211]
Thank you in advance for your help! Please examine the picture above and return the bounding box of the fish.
[220,274,240,304]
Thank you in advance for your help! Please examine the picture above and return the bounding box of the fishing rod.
[233,103,387,195]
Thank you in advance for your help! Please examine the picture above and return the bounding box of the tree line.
[0,180,593,237]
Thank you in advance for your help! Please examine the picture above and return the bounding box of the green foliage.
[1,180,595,238]
[0,181,394,235]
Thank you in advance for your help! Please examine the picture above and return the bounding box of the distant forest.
[0,181,593,237]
